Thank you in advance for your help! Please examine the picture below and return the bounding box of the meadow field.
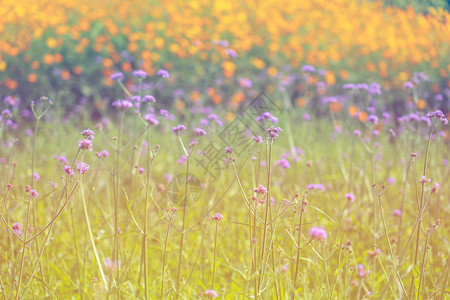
[0,0,449,299]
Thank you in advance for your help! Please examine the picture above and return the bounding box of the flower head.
[156,69,170,78]
[110,72,124,81]
[78,139,93,151]
[76,162,90,174]
[194,128,207,137]
[12,222,23,236]
[266,126,282,140]
[81,129,95,141]
[64,165,75,176]
[204,289,218,298]
[142,95,156,103]
[144,114,159,126]
[309,226,328,241]
[30,189,38,198]
[254,184,267,195]
[213,213,223,221]
[172,124,187,134]
[132,69,147,79]
[345,193,355,202]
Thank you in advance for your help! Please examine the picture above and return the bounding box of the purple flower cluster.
[266,126,282,140]
[132,69,147,79]
[254,184,268,195]
[212,213,223,221]
[112,100,133,110]
[309,227,328,241]
[156,69,170,78]
[76,162,90,174]
[144,113,159,126]
[306,183,325,191]
[172,124,187,134]
[194,128,207,137]
[274,158,291,169]
[204,289,218,298]
[426,110,448,125]
[12,222,23,236]
[256,112,278,124]
[64,165,75,176]
[81,129,94,141]
[110,72,124,81]
[142,95,156,103]
[345,193,355,202]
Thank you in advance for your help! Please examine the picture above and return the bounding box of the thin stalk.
[161,210,175,299]
[176,153,190,298]
[15,195,31,299]
[292,199,306,299]
[257,140,273,294]
[143,127,152,299]
[211,221,219,290]
[409,125,435,299]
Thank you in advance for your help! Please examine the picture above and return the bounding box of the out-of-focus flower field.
[1,0,449,100]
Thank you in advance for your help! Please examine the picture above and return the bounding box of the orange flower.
[27,73,38,83]
[5,79,18,90]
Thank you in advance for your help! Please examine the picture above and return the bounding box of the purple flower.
[144,113,159,126]
[78,139,93,151]
[307,183,325,191]
[367,115,379,124]
[194,128,207,137]
[239,77,253,88]
[30,189,39,198]
[393,209,402,216]
[76,162,90,174]
[253,135,263,143]
[345,193,355,202]
[303,113,311,121]
[212,213,223,221]
[112,100,133,109]
[81,129,95,141]
[12,222,23,236]
[309,227,328,241]
[172,124,187,134]
[225,146,233,154]
[356,83,369,91]
[403,81,414,89]
[204,289,218,298]
[132,69,147,79]
[159,109,169,117]
[266,126,282,140]
[156,69,170,78]
[256,112,278,124]
[110,72,124,81]
[387,177,395,184]
[177,155,187,164]
[342,83,356,90]
[254,184,267,195]
[64,165,75,176]
[225,49,237,58]
[353,130,361,136]
[369,83,382,95]
[142,95,156,103]
[301,65,315,72]
[426,110,448,125]
[275,158,291,169]
[97,150,110,158]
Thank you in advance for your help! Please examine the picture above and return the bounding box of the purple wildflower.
[345,193,355,202]
[112,100,133,109]
[404,81,414,89]
[159,109,169,117]
[301,65,315,72]
[212,213,223,221]
[156,69,170,78]
[132,69,147,79]
[172,124,187,134]
[144,113,159,126]
[204,289,218,298]
[76,162,90,174]
[78,139,93,151]
[225,146,233,154]
[81,129,95,141]
[275,158,291,169]
[12,222,23,236]
[142,95,156,103]
[266,126,282,140]
[253,135,263,143]
[30,189,38,198]
[110,72,124,81]
[225,49,237,58]
[309,227,328,241]
[254,184,267,195]
[64,165,75,176]
[194,128,207,137]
